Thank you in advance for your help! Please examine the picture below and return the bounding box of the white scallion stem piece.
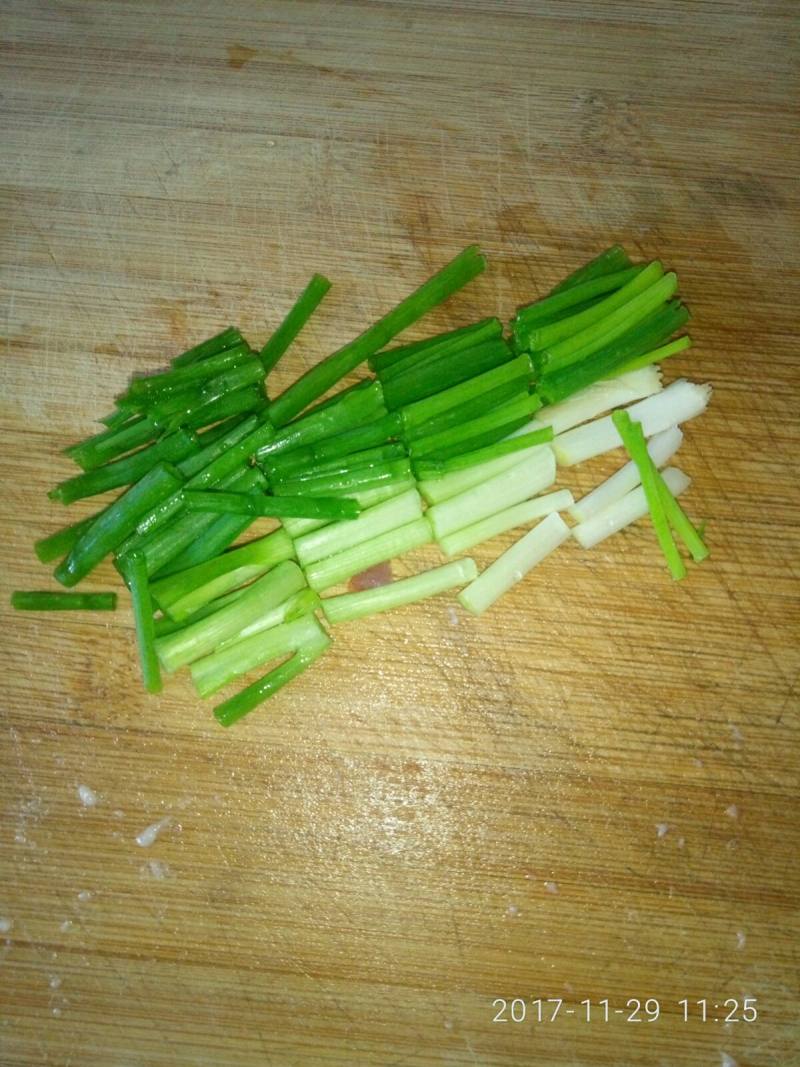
[304,516,432,592]
[458,512,571,616]
[552,379,711,466]
[534,367,663,435]
[426,450,556,540]
[322,558,477,624]
[572,466,690,548]
[438,489,574,558]
[568,426,683,523]
[191,614,327,698]
[294,489,423,566]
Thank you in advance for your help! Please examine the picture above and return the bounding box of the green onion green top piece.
[267,245,486,426]
[11,591,117,611]
[260,274,332,375]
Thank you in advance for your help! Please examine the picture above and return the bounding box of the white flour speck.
[0,918,12,934]
[721,1053,738,1067]
[725,804,739,819]
[736,930,746,950]
[49,976,62,990]
[77,890,92,903]
[656,822,670,838]
[544,881,559,895]
[677,836,686,848]
[143,859,170,881]
[729,724,744,743]
[77,785,98,807]
[51,1007,62,1018]
[444,1019,454,1031]
[135,816,172,848]
[506,904,519,917]
[447,606,459,626]
[59,920,74,933]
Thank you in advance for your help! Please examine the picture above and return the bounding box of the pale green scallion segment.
[120,552,162,693]
[154,560,307,673]
[268,245,486,426]
[513,265,643,333]
[279,478,417,540]
[304,517,432,593]
[150,527,296,620]
[408,392,542,459]
[655,477,709,563]
[294,488,424,567]
[191,613,327,698]
[413,427,554,480]
[437,489,575,558]
[612,335,692,377]
[183,491,359,521]
[215,588,321,652]
[260,273,332,375]
[322,558,477,625]
[213,634,331,727]
[611,410,686,580]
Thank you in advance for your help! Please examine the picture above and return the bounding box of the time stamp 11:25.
[492,998,759,1025]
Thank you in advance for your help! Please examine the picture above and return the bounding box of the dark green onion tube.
[264,414,403,477]
[171,326,245,368]
[408,393,542,458]
[267,245,486,426]
[65,416,157,471]
[49,430,198,505]
[273,457,412,500]
[381,338,514,411]
[11,591,117,611]
[34,514,101,564]
[183,384,267,431]
[213,635,330,727]
[177,415,258,478]
[260,273,332,375]
[54,463,184,587]
[402,379,528,443]
[184,491,360,521]
[513,266,643,334]
[119,553,162,693]
[371,317,503,380]
[549,244,632,296]
[123,342,254,402]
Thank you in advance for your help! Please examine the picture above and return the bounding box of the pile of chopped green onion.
[15,243,711,726]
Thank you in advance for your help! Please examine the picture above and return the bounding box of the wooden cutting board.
[1,3,798,1065]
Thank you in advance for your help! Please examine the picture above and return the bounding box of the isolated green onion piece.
[34,514,100,564]
[11,591,117,611]
[654,474,709,563]
[260,273,332,375]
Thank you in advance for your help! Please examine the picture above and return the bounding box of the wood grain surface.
[1,2,799,1065]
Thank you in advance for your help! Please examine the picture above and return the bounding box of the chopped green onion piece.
[322,557,477,625]
[402,378,528,442]
[151,528,295,619]
[65,416,157,471]
[414,427,554,480]
[399,353,532,434]
[572,467,690,549]
[426,448,556,540]
[54,463,184,587]
[273,457,412,500]
[183,384,267,431]
[34,514,100,564]
[171,326,245,368]
[183,491,359,521]
[611,410,686,580]
[119,553,162,693]
[279,478,417,540]
[612,335,692,377]
[185,421,275,490]
[214,635,331,727]
[409,392,542,459]
[268,245,486,426]
[123,343,254,401]
[191,613,326,698]
[215,588,321,652]
[549,244,632,295]
[177,415,258,478]
[294,488,423,567]
[438,489,575,558]
[370,317,501,376]
[569,426,683,524]
[526,261,663,352]
[99,407,136,430]
[260,274,332,375]
[49,430,198,505]
[381,338,514,411]
[458,512,571,615]
[155,560,307,673]
[257,381,387,461]
[304,517,432,593]
[541,272,678,375]
[513,266,643,332]
[154,586,250,637]
[536,300,690,404]
[655,473,709,563]
[270,443,406,484]
[11,591,117,611]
